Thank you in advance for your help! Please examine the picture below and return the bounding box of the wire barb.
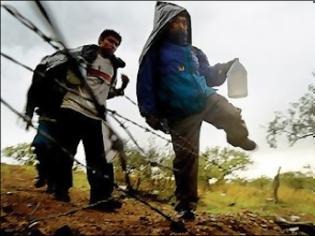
[1,4,62,50]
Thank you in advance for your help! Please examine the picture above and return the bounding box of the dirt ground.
[0,164,308,235]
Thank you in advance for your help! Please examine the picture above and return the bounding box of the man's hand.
[120,74,130,91]
[107,74,130,98]
[145,115,161,130]
[114,74,130,96]
[114,88,124,96]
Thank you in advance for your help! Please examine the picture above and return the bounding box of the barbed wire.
[1,2,233,230]
[108,112,177,172]
[1,46,222,172]
[1,51,175,172]
[1,97,186,232]
[0,97,111,182]
[2,2,223,170]
[2,2,179,164]
[1,52,186,230]
[2,2,188,230]
[1,4,62,51]
[123,94,138,106]
[5,0,243,173]
[2,50,201,175]
[1,43,223,174]
[116,96,225,170]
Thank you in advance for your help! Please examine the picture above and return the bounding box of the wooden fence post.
[273,166,281,203]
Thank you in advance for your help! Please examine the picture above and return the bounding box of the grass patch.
[199,183,315,221]
[1,163,314,221]
[72,169,90,192]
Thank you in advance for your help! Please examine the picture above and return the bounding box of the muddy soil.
[0,164,299,235]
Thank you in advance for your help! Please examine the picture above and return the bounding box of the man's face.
[99,35,120,56]
[168,15,188,35]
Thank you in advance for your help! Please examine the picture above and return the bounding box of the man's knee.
[218,101,248,137]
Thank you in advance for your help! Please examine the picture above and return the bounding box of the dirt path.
[0,164,295,235]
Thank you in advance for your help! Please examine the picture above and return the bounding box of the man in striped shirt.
[53,29,127,211]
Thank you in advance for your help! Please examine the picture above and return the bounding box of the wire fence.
[2,3,225,169]
[1,63,186,232]
[1,2,230,231]
[1,51,178,172]
[1,3,190,231]
[1,3,202,162]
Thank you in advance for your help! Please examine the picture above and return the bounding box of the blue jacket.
[137,2,229,120]
[137,41,227,120]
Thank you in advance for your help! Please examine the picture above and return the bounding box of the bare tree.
[266,75,315,148]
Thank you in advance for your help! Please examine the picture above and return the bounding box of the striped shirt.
[61,54,114,120]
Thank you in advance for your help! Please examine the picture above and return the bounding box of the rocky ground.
[1,164,314,235]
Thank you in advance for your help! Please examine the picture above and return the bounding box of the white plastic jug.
[226,59,248,98]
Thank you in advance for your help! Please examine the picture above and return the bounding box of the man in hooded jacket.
[137,2,256,220]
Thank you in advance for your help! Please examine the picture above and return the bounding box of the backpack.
[25,45,125,119]
[25,55,68,119]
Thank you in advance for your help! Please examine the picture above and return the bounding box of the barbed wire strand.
[1,49,222,174]
[108,113,177,172]
[2,2,224,229]
[1,97,186,232]
[1,52,185,214]
[1,49,222,173]
[120,96,226,170]
[0,97,110,182]
[1,2,220,170]
[1,2,171,153]
[28,1,182,171]
[1,4,62,51]
[123,95,138,106]
[107,106,225,170]
[3,0,227,173]
[1,53,179,176]
[2,3,187,229]
[1,51,175,173]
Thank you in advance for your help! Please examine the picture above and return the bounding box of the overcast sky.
[1,1,314,178]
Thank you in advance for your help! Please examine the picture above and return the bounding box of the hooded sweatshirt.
[137,1,228,120]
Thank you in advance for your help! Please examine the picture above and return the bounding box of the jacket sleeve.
[25,64,46,118]
[136,49,158,117]
[25,83,37,119]
[193,46,230,87]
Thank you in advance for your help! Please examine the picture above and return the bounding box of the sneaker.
[177,209,195,220]
[175,201,197,212]
[89,198,122,212]
[34,177,46,188]
[174,203,184,212]
[175,202,196,220]
[54,192,70,202]
[46,184,56,194]
[106,197,123,209]
[89,202,115,212]
[238,138,257,151]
